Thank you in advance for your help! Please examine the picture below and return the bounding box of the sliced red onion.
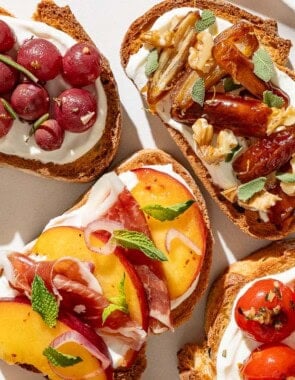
[48,330,111,379]
[84,219,123,255]
[165,228,201,256]
[98,322,147,352]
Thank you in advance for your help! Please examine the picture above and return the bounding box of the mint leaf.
[43,347,82,367]
[113,230,167,261]
[225,144,242,163]
[238,177,267,202]
[195,10,216,32]
[192,77,205,106]
[102,273,129,324]
[223,77,242,92]
[142,199,195,221]
[263,90,284,109]
[145,49,159,77]
[276,172,295,183]
[31,275,59,328]
[252,48,275,82]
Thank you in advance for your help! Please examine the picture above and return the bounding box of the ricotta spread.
[0,15,107,165]
[125,7,295,190]
[216,268,295,379]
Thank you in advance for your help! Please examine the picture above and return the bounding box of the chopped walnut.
[188,30,214,72]
[193,118,239,164]
[221,187,238,203]
[239,190,281,213]
[267,106,295,135]
[140,30,174,48]
[280,157,295,196]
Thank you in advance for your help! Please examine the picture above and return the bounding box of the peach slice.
[0,298,111,380]
[130,168,207,301]
[33,226,149,331]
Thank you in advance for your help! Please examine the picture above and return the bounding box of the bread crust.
[120,0,295,240]
[0,0,121,182]
[177,239,295,379]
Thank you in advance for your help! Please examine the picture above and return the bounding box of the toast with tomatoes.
[0,148,212,379]
[178,239,295,379]
[120,0,295,239]
[0,0,121,182]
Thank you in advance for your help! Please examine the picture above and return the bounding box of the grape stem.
[25,113,50,142]
[0,98,17,119]
[0,54,39,84]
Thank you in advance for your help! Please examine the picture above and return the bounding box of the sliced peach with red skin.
[130,168,207,301]
[0,298,112,380]
[33,226,148,331]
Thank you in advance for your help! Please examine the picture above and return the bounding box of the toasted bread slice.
[177,239,295,379]
[0,0,121,182]
[1,148,212,379]
[120,0,295,240]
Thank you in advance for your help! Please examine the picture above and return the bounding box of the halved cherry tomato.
[234,279,295,343]
[240,343,295,380]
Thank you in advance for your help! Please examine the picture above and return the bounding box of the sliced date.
[233,127,295,183]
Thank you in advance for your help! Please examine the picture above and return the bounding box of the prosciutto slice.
[6,252,146,351]
[85,178,172,332]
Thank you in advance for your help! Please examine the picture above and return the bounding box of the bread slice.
[177,239,295,379]
[120,0,295,240]
[0,0,121,182]
[2,148,212,379]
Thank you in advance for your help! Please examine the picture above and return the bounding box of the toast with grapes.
[121,0,295,239]
[0,0,121,182]
[0,148,212,379]
[178,239,295,379]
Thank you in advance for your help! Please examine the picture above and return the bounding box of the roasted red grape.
[62,42,101,87]
[34,119,64,151]
[53,88,97,133]
[0,20,15,52]
[17,38,62,81]
[0,58,18,93]
[11,84,49,121]
[0,100,14,137]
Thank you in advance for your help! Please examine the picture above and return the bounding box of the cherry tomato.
[240,343,295,380]
[234,278,295,343]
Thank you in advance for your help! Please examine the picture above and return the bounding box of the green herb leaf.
[225,144,242,163]
[263,90,284,109]
[145,49,159,77]
[192,77,205,106]
[102,273,129,324]
[223,77,242,93]
[195,10,216,32]
[142,199,195,221]
[31,275,59,328]
[252,48,275,82]
[276,172,295,183]
[43,347,82,367]
[113,230,167,261]
[237,177,266,202]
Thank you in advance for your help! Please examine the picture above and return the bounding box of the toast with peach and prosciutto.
[0,1,121,182]
[178,240,295,379]
[0,149,212,379]
[121,0,295,239]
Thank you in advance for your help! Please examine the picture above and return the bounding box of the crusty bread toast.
[0,0,121,182]
[1,148,212,379]
[177,239,295,379]
[120,0,295,240]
